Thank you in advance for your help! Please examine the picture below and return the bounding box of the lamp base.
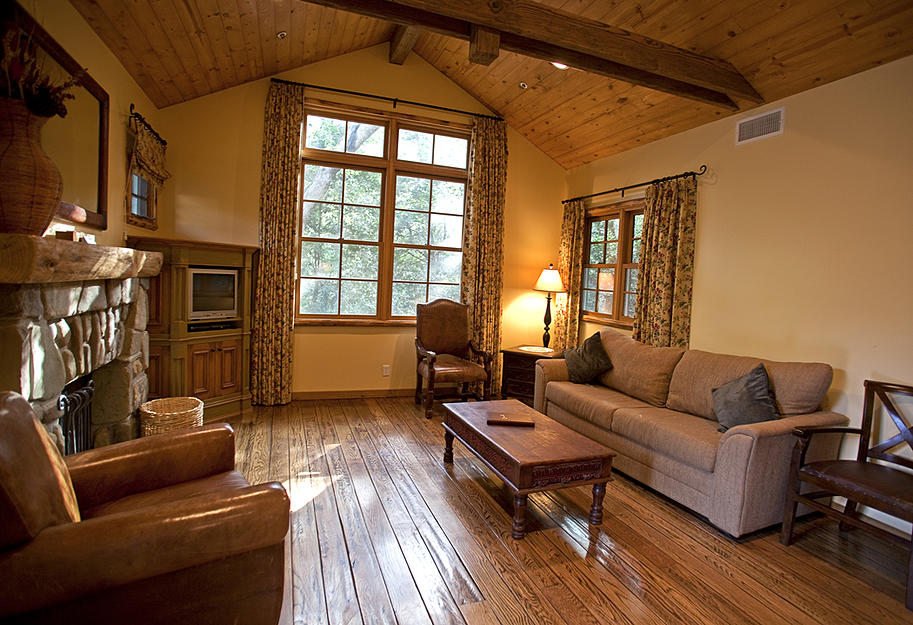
[542,293,552,348]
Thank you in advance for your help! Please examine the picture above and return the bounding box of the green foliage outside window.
[298,112,468,320]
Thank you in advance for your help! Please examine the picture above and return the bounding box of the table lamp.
[534,264,565,348]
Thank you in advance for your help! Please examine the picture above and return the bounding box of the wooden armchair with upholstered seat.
[781,379,913,610]
[415,299,492,419]
[0,391,290,625]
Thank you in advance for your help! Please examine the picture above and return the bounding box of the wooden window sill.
[295,318,416,328]
[581,314,633,331]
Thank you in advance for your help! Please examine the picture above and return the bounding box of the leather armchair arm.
[0,482,289,617]
[66,423,236,511]
[415,338,437,364]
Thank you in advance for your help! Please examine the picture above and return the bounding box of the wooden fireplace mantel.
[0,234,163,284]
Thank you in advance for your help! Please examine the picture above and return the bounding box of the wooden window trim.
[295,102,469,325]
[581,198,644,327]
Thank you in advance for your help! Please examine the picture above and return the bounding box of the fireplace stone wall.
[0,235,162,450]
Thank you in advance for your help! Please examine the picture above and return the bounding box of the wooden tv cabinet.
[127,237,258,422]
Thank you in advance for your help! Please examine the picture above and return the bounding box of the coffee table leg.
[590,482,606,525]
[443,431,454,463]
[512,494,528,539]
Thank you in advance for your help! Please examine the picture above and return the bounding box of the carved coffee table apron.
[442,399,615,539]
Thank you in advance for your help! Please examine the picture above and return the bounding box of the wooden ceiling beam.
[298,0,761,109]
[389,25,420,64]
[469,25,499,65]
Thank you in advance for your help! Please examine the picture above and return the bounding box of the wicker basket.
[139,397,204,436]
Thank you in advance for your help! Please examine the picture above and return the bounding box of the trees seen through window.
[297,108,469,322]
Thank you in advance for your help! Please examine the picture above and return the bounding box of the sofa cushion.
[712,364,779,432]
[546,382,652,430]
[564,332,613,383]
[612,407,723,473]
[597,329,685,407]
[667,350,833,419]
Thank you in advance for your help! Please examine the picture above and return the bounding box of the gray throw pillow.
[564,333,613,383]
[712,363,779,432]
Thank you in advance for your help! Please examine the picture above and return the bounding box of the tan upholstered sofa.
[533,329,848,537]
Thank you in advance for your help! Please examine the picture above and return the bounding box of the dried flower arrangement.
[1,11,81,118]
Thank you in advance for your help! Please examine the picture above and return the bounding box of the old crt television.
[187,268,238,320]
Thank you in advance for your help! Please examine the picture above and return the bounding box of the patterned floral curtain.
[633,176,697,348]
[461,118,507,395]
[250,81,305,405]
[552,199,585,350]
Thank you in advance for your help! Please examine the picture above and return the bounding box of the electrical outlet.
[382,364,391,377]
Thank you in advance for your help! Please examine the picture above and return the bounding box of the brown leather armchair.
[0,391,290,625]
[415,298,492,419]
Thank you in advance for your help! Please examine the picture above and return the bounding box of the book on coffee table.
[486,412,536,427]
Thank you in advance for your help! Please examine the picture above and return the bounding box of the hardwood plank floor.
[229,399,911,625]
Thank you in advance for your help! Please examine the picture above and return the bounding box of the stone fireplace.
[0,234,162,450]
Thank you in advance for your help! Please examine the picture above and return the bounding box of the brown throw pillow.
[712,363,779,432]
[564,333,613,383]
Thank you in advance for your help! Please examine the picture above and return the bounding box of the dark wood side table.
[501,346,563,406]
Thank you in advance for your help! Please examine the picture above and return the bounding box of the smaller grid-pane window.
[130,172,152,218]
[390,172,465,316]
[299,163,383,316]
[582,201,644,324]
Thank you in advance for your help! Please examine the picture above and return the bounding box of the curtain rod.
[270,78,504,121]
[562,164,708,204]
[129,103,167,147]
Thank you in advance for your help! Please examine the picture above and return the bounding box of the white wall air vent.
[735,108,784,145]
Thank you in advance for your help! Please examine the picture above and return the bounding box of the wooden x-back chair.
[781,379,913,610]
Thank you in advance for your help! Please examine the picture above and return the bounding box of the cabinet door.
[187,341,216,399]
[216,338,241,395]
[145,269,170,335]
[147,344,170,399]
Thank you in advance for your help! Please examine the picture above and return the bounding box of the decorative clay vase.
[0,97,63,235]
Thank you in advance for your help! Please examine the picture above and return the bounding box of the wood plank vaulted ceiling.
[70,0,913,169]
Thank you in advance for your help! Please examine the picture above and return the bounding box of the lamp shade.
[534,264,565,293]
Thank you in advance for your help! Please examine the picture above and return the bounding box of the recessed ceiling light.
[276,31,287,39]
[551,62,569,70]
[519,82,528,89]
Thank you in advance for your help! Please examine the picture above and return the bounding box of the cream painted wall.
[155,45,565,394]
[23,0,163,247]
[567,55,913,529]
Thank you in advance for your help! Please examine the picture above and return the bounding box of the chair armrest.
[468,342,493,367]
[65,423,236,511]
[0,482,289,617]
[791,425,863,439]
[533,358,570,413]
[415,338,437,364]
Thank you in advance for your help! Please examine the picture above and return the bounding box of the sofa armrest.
[533,358,570,413]
[719,411,850,443]
[710,411,848,536]
[65,423,236,511]
[0,482,289,617]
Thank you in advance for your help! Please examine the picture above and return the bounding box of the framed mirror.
[9,2,110,230]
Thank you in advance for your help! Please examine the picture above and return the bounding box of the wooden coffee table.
[442,399,615,539]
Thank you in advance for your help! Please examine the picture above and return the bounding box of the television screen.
[190,269,237,319]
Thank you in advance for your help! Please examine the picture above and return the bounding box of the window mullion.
[378,119,397,320]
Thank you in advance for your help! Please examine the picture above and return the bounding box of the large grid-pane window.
[582,201,644,325]
[296,109,468,322]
